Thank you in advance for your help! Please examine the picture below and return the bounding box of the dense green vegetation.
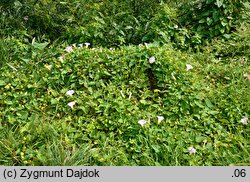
[0,0,249,165]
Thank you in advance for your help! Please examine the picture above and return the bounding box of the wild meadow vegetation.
[0,0,249,166]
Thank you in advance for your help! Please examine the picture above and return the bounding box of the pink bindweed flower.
[59,55,64,62]
[157,116,164,124]
[85,43,90,48]
[67,101,75,109]
[23,16,29,21]
[188,147,196,154]
[240,117,248,125]
[186,64,193,71]
[138,119,147,127]
[65,46,73,53]
[66,90,75,96]
[149,56,155,64]
[243,73,250,80]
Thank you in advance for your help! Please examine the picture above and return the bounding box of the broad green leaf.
[223,34,231,39]
[207,17,213,25]
[32,41,49,50]
[0,80,6,86]
[151,145,160,153]
[243,2,250,9]
[205,98,213,108]
[50,98,58,105]
[140,100,147,105]
[194,100,204,108]
[221,20,227,27]
[216,0,223,8]
[199,19,206,24]
[195,136,205,143]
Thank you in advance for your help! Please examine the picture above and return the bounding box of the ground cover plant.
[0,0,249,166]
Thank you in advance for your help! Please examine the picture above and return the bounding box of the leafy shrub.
[0,0,70,40]
[201,23,250,59]
[178,0,249,42]
[64,0,165,46]
[1,0,249,48]
[0,39,10,67]
[0,0,186,47]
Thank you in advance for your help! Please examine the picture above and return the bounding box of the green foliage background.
[0,0,249,166]
[1,0,248,47]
